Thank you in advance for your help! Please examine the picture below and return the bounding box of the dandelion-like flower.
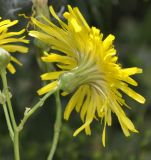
[29,5,145,146]
[0,18,29,73]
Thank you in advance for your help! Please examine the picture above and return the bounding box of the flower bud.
[0,48,11,68]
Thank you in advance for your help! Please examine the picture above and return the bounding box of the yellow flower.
[0,18,29,73]
[29,5,145,146]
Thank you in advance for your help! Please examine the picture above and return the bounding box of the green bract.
[0,48,11,69]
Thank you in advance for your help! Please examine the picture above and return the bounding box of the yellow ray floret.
[37,81,58,95]
[29,5,145,146]
[41,71,65,80]
[0,18,29,73]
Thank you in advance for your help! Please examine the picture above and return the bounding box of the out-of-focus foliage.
[0,0,151,159]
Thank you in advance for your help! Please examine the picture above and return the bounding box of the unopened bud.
[0,48,11,68]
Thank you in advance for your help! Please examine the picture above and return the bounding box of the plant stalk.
[0,68,17,129]
[2,103,14,141]
[0,68,20,159]
[18,87,59,131]
[14,130,20,160]
[47,91,62,160]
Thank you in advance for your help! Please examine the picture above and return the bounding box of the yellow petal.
[57,63,75,70]
[75,86,87,112]
[102,122,106,147]
[71,18,82,32]
[11,56,22,66]
[119,118,130,137]
[29,30,75,57]
[0,37,29,45]
[41,54,76,65]
[123,67,142,75]
[37,81,58,95]
[72,7,90,30]
[85,125,91,135]
[0,20,11,27]
[73,120,92,136]
[103,34,115,51]
[30,17,66,39]
[61,91,69,96]
[1,45,28,53]
[120,85,145,104]
[106,109,112,126]
[64,87,82,120]
[49,6,67,29]
[41,71,64,80]
[29,31,52,44]
[80,87,91,121]
[120,115,138,133]
[123,77,138,86]
[0,20,18,32]
[0,29,26,40]
[85,89,97,121]
[7,63,16,74]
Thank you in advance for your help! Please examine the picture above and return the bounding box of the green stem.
[0,68,59,160]
[47,91,62,160]
[18,87,59,131]
[0,68,17,129]
[14,131,20,160]
[2,103,14,141]
[0,68,20,159]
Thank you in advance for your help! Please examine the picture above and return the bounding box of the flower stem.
[2,103,14,141]
[14,130,20,160]
[18,87,59,131]
[0,68,20,159]
[0,67,60,159]
[0,68,17,129]
[47,91,62,160]
[1,68,59,159]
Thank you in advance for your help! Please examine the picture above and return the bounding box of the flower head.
[0,18,29,73]
[29,5,145,146]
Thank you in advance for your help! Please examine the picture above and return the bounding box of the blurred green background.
[0,0,151,159]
